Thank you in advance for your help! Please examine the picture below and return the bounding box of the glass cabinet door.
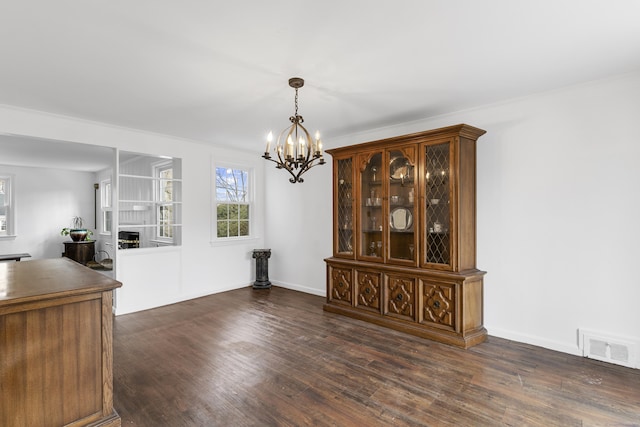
[359,151,383,260]
[387,147,417,264]
[336,157,354,256]
[424,142,451,267]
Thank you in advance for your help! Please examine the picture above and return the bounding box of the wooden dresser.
[0,258,122,427]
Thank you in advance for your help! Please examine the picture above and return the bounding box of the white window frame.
[212,163,255,243]
[152,160,174,243]
[0,174,16,239]
[100,178,112,235]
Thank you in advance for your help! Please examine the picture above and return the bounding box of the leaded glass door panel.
[424,141,452,268]
[335,157,354,256]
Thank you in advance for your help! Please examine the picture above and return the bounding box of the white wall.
[265,164,332,296]
[0,105,265,314]
[0,164,96,259]
[266,71,640,361]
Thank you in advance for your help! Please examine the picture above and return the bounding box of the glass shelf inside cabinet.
[360,152,383,258]
[337,158,354,254]
[425,142,450,265]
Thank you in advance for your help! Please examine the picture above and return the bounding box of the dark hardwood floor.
[113,287,640,426]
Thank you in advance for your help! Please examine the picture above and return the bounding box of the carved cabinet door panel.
[328,265,353,305]
[384,274,416,321]
[355,269,382,313]
[421,279,457,331]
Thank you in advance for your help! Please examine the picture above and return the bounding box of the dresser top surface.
[0,257,121,306]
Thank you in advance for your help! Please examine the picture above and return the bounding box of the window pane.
[216,167,248,202]
[239,204,249,220]
[0,177,10,235]
[217,221,228,238]
[0,206,6,232]
[217,203,229,220]
[102,181,112,208]
[229,204,239,220]
[160,169,173,202]
[228,220,239,237]
[104,211,112,233]
[239,220,249,236]
[159,205,173,238]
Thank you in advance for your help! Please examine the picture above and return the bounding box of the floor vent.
[579,329,637,368]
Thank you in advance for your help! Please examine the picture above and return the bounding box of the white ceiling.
[1,0,640,164]
[0,134,115,172]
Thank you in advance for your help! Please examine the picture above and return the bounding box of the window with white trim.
[154,161,174,240]
[0,175,15,237]
[215,167,250,238]
[101,179,112,234]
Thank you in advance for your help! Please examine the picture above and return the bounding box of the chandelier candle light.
[262,77,325,183]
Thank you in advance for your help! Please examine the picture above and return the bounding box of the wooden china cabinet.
[324,124,487,348]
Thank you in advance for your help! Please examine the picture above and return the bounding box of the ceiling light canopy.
[262,77,325,183]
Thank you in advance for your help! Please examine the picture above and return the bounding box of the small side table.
[63,241,95,265]
[252,249,271,289]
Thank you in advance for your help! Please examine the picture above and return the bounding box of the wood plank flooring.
[113,286,640,426]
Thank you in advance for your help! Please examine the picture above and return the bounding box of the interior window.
[118,152,182,249]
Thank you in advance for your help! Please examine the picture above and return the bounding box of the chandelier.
[262,77,325,183]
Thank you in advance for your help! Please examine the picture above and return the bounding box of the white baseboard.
[487,326,582,357]
[114,282,252,315]
[270,279,326,297]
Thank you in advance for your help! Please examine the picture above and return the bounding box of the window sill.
[0,235,17,241]
[210,236,260,247]
[149,239,175,247]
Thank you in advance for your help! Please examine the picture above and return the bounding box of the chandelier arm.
[263,151,294,173]
[296,122,314,164]
[276,125,294,164]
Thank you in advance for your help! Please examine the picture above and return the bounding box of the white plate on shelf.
[390,207,413,231]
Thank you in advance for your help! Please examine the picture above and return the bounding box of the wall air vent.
[579,329,638,369]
